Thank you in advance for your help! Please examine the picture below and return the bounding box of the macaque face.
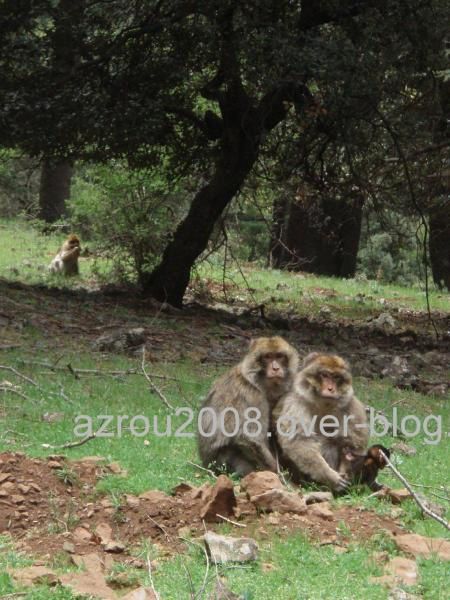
[261,353,288,380]
[318,370,346,399]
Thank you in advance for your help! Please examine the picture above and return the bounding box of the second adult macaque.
[273,352,369,492]
[197,336,299,476]
[339,444,391,491]
[49,234,81,276]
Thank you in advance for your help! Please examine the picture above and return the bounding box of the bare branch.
[141,348,174,410]
[380,450,450,532]
[42,433,96,450]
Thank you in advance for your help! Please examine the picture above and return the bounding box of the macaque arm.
[240,438,277,472]
[61,247,80,262]
[280,436,345,488]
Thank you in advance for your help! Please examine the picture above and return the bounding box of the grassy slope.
[0,219,449,599]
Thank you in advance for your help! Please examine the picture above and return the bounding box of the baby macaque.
[339,444,391,491]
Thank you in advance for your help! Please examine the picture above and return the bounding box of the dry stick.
[0,364,37,387]
[380,450,450,532]
[180,536,211,600]
[18,360,178,381]
[146,551,160,600]
[0,386,32,402]
[141,348,174,410]
[42,433,96,450]
[216,513,246,528]
[187,461,218,479]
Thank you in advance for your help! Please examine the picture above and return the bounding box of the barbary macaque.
[339,444,391,491]
[197,336,299,476]
[273,352,369,492]
[49,234,81,276]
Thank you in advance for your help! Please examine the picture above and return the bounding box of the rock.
[79,456,106,464]
[104,541,126,553]
[394,533,450,561]
[108,462,127,476]
[250,489,307,514]
[171,482,195,496]
[60,571,117,599]
[304,491,333,505]
[63,542,75,553]
[391,442,416,456]
[373,488,411,505]
[73,527,93,543]
[371,556,418,587]
[122,588,158,600]
[307,501,334,520]
[11,494,25,504]
[71,552,105,571]
[381,356,416,387]
[177,526,191,539]
[266,514,280,525]
[241,471,283,498]
[125,494,140,509]
[96,522,114,544]
[17,484,31,494]
[139,490,171,503]
[372,312,397,329]
[204,532,258,563]
[200,475,237,522]
[10,566,59,586]
[93,328,146,353]
[47,460,63,469]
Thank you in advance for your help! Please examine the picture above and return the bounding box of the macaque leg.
[214,448,256,477]
[241,440,277,472]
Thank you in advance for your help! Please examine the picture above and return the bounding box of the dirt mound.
[0,452,403,562]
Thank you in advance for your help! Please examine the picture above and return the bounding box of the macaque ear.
[302,352,320,367]
[248,338,258,351]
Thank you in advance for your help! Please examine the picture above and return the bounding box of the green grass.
[0,218,449,598]
[0,218,107,285]
[197,260,450,316]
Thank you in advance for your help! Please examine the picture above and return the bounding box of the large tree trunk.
[38,158,73,223]
[428,80,450,290]
[284,191,363,277]
[429,195,450,290]
[141,140,259,307]
[268,193,290,268]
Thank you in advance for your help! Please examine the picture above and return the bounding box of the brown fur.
[49,234,81,276]
[197,337,299,476]
[339,444,390,491]
[273,352,368,492]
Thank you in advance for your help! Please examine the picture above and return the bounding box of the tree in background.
[0,1,448,304]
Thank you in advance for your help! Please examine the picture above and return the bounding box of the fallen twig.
[42,433,96,450]
[141,348,174,410]
[146,550,160,600]
[18,359,178,380]
[0,364,37,387]
[187,461,217,479]
[216,513,246,528]
[0,385,32,402]
[380,450,450,531]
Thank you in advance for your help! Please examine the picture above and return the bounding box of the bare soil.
[0,452,403,563]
